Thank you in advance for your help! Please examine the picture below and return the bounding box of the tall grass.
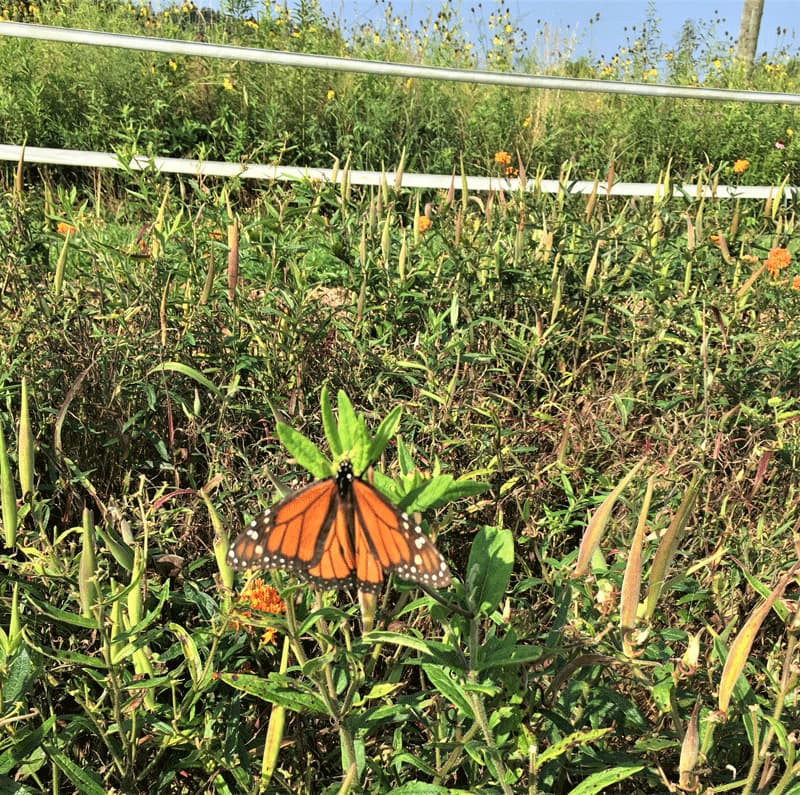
[0,145,799,791]
[1,1,800,792]
[0,0,798,181]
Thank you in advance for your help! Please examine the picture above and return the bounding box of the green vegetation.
[0,0,798,182]
[1,1,800,793]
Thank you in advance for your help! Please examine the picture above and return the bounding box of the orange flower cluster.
[417,216,432,233]
[233,577,285,645]
[494,150,512,166]
[57,222,77,236]
[764,247,791,278]
[733,159,749,174]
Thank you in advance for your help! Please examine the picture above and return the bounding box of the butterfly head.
[335,459,355,497]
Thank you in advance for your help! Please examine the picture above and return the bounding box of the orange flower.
[733,159,749,174]
[417,215,432,233]
[792,275,800,291]
[504,165,518,178]
[231,577,285,644]
[241,578,285,614]
[764,247,791,278]
[494,150,512,166]
[57,222,77,236]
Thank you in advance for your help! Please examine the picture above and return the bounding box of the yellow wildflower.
[764,247,791,278]
[326,88,335,101]
[733,159,749,174]
[168,59,177,70]
[222,76,234,91]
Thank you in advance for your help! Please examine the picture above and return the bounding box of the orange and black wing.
[227,477,349,584]
[350,478,451,592]
[229,461,452,593]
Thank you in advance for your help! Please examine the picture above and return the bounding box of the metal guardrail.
[2,21,800,104]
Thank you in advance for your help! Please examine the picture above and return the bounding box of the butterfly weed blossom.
[765,247,791,278]
[232,577,285,645]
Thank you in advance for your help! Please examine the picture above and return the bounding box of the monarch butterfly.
[228,460,451,592]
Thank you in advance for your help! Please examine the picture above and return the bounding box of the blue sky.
[310,1,798,62]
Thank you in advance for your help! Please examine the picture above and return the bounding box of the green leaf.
[365,631,460,665]
[566,765,645,794]
[149,362,222,397]
[320,386,342,457]
[219,673,328,715]
[534,727,613,767]
[44,745,106,795]
[276,423,332,479]
[168,623,203,686]
[24,594,98,630]
[0,716,55,775]
[406,475,489,512]
[336,390,359,451]
[366,405,403,466]
[466,525,514,616]
[474,642,543,672]
[421,664,474,718]
[388,783,451,795]
[0,421,18,548]
[0,645,36,707]
[95,522,134,572]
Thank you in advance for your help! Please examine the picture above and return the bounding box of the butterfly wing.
[351,479,451,591]
[304,498,359,588]
[228,477,341,577]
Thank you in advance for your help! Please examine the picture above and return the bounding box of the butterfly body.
[228,460,451,592]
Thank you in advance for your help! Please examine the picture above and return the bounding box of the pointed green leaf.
[219,672,328,714]
[467,526,514,616]
[366,405,403,466]
[149,362,222,397]
[566,765,645,794]
[320,386,342,457]
[421,664,474,718]
[336,390,358,450]
[0,421,18,548]
[276,423,331,479]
